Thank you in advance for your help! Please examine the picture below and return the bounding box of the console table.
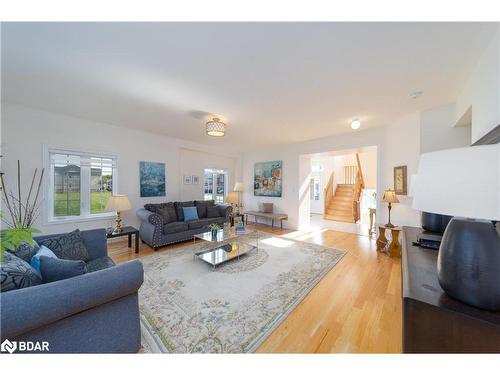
[402,226,500,353]
[244,211,288,230]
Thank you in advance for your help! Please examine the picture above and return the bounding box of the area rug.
[139,231,346,353]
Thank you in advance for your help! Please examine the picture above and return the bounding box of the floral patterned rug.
[139,231,346,353]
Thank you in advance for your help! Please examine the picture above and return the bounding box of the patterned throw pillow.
[37,229,90,262]
[0,252,42,292]
[8,242,40,263]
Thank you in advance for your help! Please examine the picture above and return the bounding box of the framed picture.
[139,161,166,197]
[183,175,192,184]
[393,165,407,195]
[254,160,282,197]
[192,175,200,184]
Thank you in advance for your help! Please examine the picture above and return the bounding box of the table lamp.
[226,191,238,211]
[382,189,399,228]
[105,194,132,233]
[412,144,500,311]
[233,182,244,214]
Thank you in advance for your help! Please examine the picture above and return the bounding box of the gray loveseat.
[0,228,144,353]
[136,200,232,249]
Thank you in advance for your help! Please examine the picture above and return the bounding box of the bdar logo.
[1,339,17,354]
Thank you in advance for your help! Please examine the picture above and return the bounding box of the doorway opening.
[302,146,378,236]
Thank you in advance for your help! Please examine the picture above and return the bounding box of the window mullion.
[81,165,91,217]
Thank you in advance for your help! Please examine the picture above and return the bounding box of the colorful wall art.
[254,160,282,197]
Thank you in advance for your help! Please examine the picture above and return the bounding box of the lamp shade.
[105,195,132,212]
[233,182,244,192]
[226,191,238,204]
[412,144,500,220]
[382,190,399,203]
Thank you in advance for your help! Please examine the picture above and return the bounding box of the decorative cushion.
[157,203,177,224]
[194,200,215,218]
[207,206,220,218]
[260,202,274,213]
[85,256,116,273]
[36,229,90,261]
[174,201,194,222]
[31,245,58,274]
[183,207,199,222]
[39,256,87,283]
[163,221,189,234]
[9,242,40,263]
[144,203,166,213]
[0,252,42,292]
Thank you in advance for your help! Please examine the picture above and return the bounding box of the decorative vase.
[438,217,500,311]
[211,230,218,240]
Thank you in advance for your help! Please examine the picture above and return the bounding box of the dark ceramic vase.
[438,217,500,311]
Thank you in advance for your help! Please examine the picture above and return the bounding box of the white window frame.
[203,168,228,204]
[43,145,118,225]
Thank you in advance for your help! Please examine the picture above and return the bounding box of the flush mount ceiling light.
[206,117,226,137]
[351,119,361,130]
[409,90,423,99]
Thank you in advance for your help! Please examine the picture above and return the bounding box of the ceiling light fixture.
[409,90,423,99]
[351,119,361,130]
[206,117,226,137]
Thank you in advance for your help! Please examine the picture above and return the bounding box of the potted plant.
[0,160,44,261]
[208,223,221,240]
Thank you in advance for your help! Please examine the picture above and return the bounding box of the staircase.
[323,153,365,223]
[324,184,356,222]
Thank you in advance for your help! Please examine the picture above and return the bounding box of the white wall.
[1,103,239,234]
[383,112,421,226]
[421,103,471,153]
[455,25,500,143]
[178,148,238,201]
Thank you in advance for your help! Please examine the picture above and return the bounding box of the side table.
[376,225,402,257]
[106,225,140,254]
[230,213,244,227]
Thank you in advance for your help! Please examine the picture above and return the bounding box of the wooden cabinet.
[402,226,500,353]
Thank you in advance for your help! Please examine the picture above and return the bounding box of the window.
[310,177,320,200]
[46,147,117,223]
[204,168,227,204]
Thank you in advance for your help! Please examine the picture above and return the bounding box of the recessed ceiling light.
[351,119,361,130]
[409,90,423,99]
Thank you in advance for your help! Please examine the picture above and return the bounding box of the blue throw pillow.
[31,245,58,274]
[182,206,199,222]
[39,256,87,283]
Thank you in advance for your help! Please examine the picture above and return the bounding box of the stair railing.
[352,153,365,223]
[323,172,334,217]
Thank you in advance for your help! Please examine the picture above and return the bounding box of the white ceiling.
[1,22,497,151]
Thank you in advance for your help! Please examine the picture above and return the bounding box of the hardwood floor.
[108,223,402,353]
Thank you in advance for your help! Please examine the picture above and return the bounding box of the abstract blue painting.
[139,161,166,197]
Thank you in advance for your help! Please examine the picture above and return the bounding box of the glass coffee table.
[193,229,259,270]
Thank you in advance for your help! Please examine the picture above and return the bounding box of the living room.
[1,2,500,374]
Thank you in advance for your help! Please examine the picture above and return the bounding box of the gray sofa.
[0,228,144,353]
[136,200,232,249]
